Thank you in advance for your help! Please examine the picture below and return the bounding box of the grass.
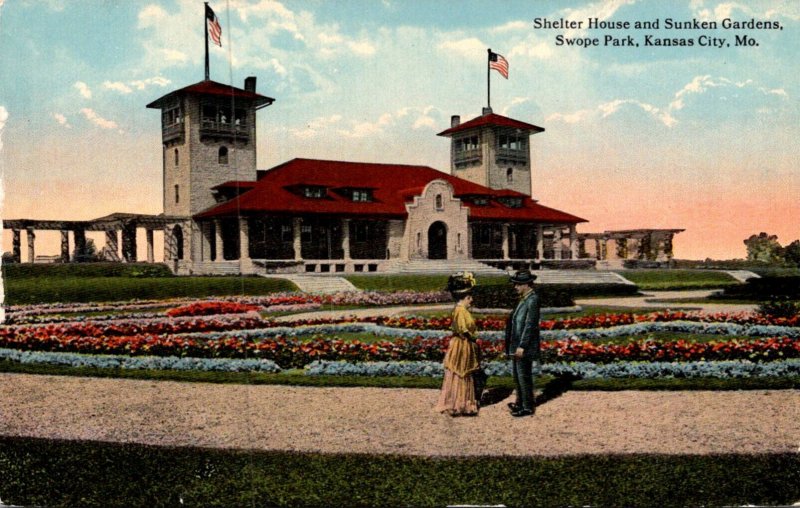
[614,269,741,290]
[345,274,508,291]
[2,276,298,305]
[1,436,798,507]
[3,360,799,391]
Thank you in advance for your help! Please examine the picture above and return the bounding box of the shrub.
[721,276,800,300]
[758,297,800,320]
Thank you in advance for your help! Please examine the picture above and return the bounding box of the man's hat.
[509,269,537,285]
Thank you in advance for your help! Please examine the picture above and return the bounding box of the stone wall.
[404,180,469,260]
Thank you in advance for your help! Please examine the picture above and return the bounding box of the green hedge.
[2,262,174,278]
[1,437,798,507]
[719,276,800,300]
[472,283,637,309]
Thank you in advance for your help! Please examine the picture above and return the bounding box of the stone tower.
[147,77,274,265]
[437,107,544,196]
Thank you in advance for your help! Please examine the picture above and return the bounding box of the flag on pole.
[489,51,508,79]
[206,4,222,47]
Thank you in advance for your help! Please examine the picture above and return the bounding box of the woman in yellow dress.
[435,271,484,416]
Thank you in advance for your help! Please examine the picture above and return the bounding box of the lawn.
[345,273,508,291]
[614,269,741,290]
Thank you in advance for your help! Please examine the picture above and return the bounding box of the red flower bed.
[166,301,261,317]
[2,329,797,368]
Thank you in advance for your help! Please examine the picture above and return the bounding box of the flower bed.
[165,301,261,317]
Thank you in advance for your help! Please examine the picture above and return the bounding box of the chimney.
[244,76,257,92]
[450,115,460,128]
[482,106,493,116]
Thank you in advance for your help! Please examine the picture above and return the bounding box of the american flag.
[489,51,508,79]
[206,4,222,47]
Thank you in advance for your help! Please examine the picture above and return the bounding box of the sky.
[0,0,798,261]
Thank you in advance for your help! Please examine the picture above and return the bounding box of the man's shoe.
[511,408,534,417]
[507,402,521,412]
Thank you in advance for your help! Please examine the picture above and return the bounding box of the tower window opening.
[219,146,229,165]
[174,184,180,204]
[174,148,179,166]
[507,168,513,183]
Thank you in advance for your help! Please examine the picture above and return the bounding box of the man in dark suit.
[505,269,540,417]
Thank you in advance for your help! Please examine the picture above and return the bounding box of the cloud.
[692,1,800,22]
[52,112,72,128]
[438,37,486,59]
[102,77,172,94]
[137,4,168,28]
[80,108,119,131]
[74,81,92,99]
[288,114,342,139]
[546,109,592,124]
[0,105,8,151]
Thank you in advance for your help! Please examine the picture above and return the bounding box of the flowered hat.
[447,271,476,294]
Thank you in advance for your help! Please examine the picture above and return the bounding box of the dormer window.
[303,186,326,198]
[351,189,372,202]
[472,197,489,206]
[498,197,523,208]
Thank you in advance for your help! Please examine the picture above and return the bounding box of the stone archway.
[173,225,184,260]
[428,221,447,259]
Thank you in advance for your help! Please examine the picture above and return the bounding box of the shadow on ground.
[479,376,576,409]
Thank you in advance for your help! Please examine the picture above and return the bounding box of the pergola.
[3,213,184,263]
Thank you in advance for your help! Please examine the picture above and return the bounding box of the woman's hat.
[447,271,476,294]
[509,269,537,285]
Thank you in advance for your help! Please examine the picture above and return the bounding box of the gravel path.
[2,373,798,457]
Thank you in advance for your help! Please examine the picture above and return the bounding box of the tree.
[73,238,100,262]
[743,232,784,263]
[783,240,800,267]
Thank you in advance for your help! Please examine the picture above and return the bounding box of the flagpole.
[204,2,210,80]
[486,48,491,110]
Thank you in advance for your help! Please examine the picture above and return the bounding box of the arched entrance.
[172,225,184,260]
[428,221,447,259]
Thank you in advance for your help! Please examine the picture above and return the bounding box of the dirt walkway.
[2,373,798,457]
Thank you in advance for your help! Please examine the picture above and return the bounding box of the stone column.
[553,227,562,260]
[26,228,35,263]
[214,219,224,261]
[60,231,70,263]
[146,229,154,263]
[12,229,21,263]
[293,217,302,260]
[535,225,544,261]
[569,225,578,260]
[74,229,86,261]
[239,217,250,260]
[121,225,137,262]
[341,219,351,260]
[104,230,120,261]
[501,223,510,260]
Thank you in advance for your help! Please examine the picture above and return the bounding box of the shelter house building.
[4,76,682,273]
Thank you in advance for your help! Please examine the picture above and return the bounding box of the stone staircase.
[387,259,507,276]
[267,274,359,294]
[533,270,635,286]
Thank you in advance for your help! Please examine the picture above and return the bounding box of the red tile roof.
[212,181,258,190]
[437,113,544,137]
[196,158,586,224]
[146,80,274,109]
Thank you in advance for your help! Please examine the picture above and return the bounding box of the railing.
[162,123,184,142]
[200,120,249,139]
[453,148,481,165]
[495,148,527,163]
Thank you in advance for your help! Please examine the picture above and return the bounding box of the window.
[472,197,489,206]
[218,146,228,165]
[506,168,513,183]
[498,197,523,208]
[301,225,312,242]
[174,184,180,204]
[456,135,479,151]
[162,105,182,126]
[303,186,326,198]
[351,189,372,202]
[435,194,443,210]
[453,135,481,165]
[281,225,293,242]
[354,223,369,242]
[174,148,179,166]
[498,134,526,151]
